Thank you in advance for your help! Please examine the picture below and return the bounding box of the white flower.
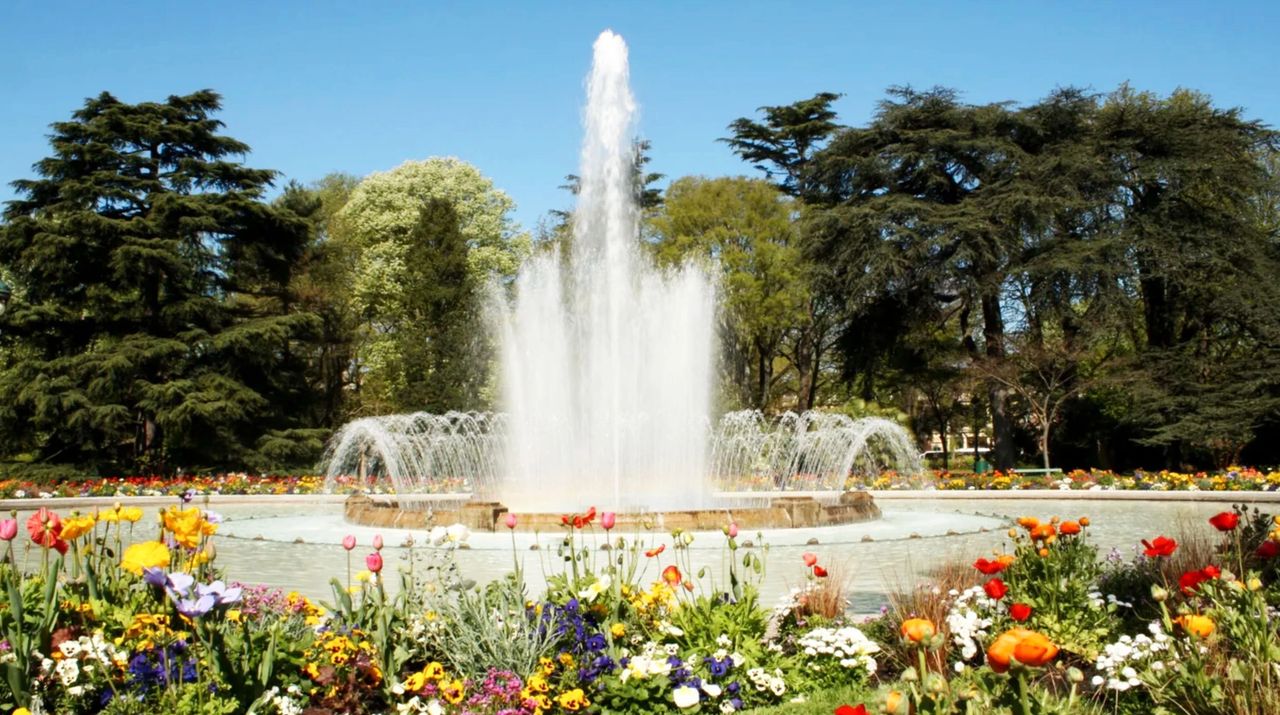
[428,526,448,545]
[55,657,79,685]
[702,682,722,698]
[445,523,470,543]
[673,685,701,708]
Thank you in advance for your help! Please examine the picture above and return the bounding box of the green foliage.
[0,91,323,474]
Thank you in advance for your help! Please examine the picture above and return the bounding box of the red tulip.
[365,552,383,573]
[504,513,518,530]
[1208,511,1239,531]
[802,552,818,568]
[372,534,384,551]
[0,519,16,541]
[601,512,616,531]
[1256,540,1279,559]
[1010,602,1032,622]
[984,578,1009,600]
[835,705,868,715]
[813,565,828,578]
[1142,536,1178,558]
[342,535,356,551]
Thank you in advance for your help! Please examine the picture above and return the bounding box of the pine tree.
[0,90,320,473]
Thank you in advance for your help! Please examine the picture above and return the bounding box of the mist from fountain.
[496,30,715,511]
[710,411,923,493]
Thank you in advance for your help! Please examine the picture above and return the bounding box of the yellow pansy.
[441,678,466,705]
[610,622,626,638]
[556,688,590,712]
[120,541,171,575]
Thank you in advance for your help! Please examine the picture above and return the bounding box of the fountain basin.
[343,491,881,531]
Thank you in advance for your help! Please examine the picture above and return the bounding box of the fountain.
[323,31,922,528]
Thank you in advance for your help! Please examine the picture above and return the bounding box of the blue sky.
[2,1,1277,231]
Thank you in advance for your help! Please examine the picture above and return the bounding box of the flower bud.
[1067,666,1084,683]
[1151,585,1168,602]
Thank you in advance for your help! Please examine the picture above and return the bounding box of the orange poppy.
[1059,520,1081,535]
[900,618,936,643]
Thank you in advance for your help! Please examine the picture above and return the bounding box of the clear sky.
[2,1,1277,231]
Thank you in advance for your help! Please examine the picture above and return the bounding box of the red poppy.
[813,565,828,578]
[1257,540,1279,559]
[1208,511,1239,531]
[802,552,818,567]
[834,706,868,715]
[662,565,681,586]
[1142,536,1178,558]
[974,557,1010,575]
[645,544,666,558]
[1010,602,1032,622]
[26,508,63,549]
[984,578,1009,600]
[1179,565,1222,595]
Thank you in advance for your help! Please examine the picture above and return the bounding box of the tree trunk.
[980,292,1016,469]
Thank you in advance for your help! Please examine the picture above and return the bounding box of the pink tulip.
[802,552,818,568]
[0,519,15,541]
[372,534,384,551]
[503,513,518,529]
[728,522,739,538]
[365,552,383,573]
[601,512,616,531]
[342,534,356,551]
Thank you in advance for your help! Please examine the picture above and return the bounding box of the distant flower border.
[0,466,1277,500]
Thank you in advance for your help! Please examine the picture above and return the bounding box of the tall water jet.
[498,31,716,511]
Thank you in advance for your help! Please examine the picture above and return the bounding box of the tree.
[335,158,530,413]
[723,93,845,410]
[651,176,808,410]
[1092,87,1280,466]
[0,90,322,472]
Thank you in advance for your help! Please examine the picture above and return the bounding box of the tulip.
[802,552,818,567]
[372,534,384,551]
[900,618,936,643]
[601,512,616,531]
[342,534,356,551]
[1209,511,1239,531]
[727,522,739,538]
[0,519,16,541]
[366,552,383,573]
[504,513,518,530]
[1010,602,1032,622]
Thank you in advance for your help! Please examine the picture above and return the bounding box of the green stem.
[1017,669,1031,715]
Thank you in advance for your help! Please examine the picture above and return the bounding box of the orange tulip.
[900,618,936,643]
[1174,614,1215,638]
[1059,520,1081,535]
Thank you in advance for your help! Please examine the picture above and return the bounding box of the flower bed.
[3,495,1279,714]
[1,466,1278,501]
